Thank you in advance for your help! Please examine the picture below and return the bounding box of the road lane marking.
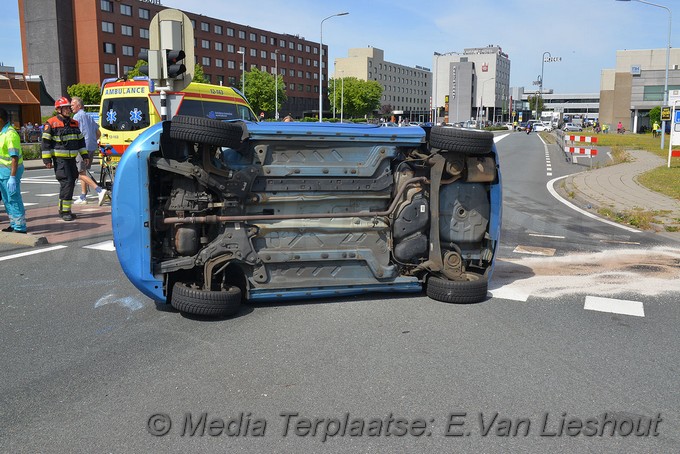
[584,295,645,317]
[529,233,566,239]
[547,175,641,233]
[83,240,116,251]
[0,245,67,262]
[513,245,556,256]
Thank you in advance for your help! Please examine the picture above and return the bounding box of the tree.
[649,106,661,125]
[66,83,101,109]
[193,63,208,83]
[242,67,287,118]
[328,77,382,119]
[528,95,544,117]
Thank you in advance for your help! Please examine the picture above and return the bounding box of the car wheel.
[426,274,489,304]
[170,282,242,317]
[429,126,494,155]
[169,115,244,148]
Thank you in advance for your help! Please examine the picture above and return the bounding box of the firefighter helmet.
[55,97,70,109]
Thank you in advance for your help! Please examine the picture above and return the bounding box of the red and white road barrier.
[565,135,598,143]
[565,147,598,156]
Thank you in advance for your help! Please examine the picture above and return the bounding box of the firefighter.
[42,97,89,221]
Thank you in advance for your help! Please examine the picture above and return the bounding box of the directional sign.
[544,56,562,63]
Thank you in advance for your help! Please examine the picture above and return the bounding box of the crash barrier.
[563,135,598,168]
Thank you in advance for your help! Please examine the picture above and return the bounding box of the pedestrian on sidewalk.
[0,108,27,233]
[71,96,107,206]
[42,97,89,222]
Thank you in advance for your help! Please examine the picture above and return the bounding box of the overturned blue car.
[112,117,502,317]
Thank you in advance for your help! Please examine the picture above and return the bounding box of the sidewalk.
[555,148,680,240]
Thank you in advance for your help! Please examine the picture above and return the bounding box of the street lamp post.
[340,71,345,123]
[274,49,279,120]
[616,0,671,149]
[333,62,336,119]
[479,77,495,126]
[237,50,245,98]
[319,12,349,123]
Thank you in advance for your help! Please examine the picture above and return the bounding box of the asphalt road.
[1,133,679,453]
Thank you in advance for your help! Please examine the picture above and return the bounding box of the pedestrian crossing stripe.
[83,240,115,251]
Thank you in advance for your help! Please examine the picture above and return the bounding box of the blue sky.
[3,0,679,93]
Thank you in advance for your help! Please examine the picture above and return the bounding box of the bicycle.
[96,144,118,193]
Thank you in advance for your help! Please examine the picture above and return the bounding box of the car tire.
[171,282,242,317]
[169,115,244,148]
[429,126,494,155]
[426,274,489,304]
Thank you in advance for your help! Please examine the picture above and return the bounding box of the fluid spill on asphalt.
[492,247,680,298]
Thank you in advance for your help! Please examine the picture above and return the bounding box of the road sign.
[661,106,671,122]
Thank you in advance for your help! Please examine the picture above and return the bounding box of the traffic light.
[137,49,160,79]
[165,50,186,79]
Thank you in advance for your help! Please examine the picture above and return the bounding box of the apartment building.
[334,47,431,121]
[18,0,328,117]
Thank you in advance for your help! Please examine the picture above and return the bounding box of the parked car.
[563,123,583,132]
[533,121,553,132]
[111,119,503,317]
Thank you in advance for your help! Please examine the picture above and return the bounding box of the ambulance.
[98,77,257,156]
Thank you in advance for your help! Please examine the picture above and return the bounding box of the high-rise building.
[18,0,328,117]
[433,45,511,125]
[335,47,431,122]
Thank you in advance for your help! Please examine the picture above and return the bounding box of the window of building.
[250,48,256,57]
[260,35,267,44]
[202,57,211,66]
[227,28,234,37]
[227,44,234,53]
[103,43,115,54]
[288,56,294,63]
[305,45,311,53]
[250,32,256,41]
[190,20,195,29]
[305,71,310,79]
[215,42,223,52]
[215,59,223,68]
[216,75,224,85]
[120,4,131,16]
[313,60,318,68]
[270,37,276,45]
[313,47,318,55]
[121,25,133,36]
[238,30,246,39]
[139,8,149,20]
[102,21,114,33]
[297,71,303,78]
[297,57,302,65]
[123,65,134,74]
[201,22,209,32]
[289,42,294,50]
[279,39,286,47]
[202,39,210,49]
[228,60,235,69]
[297,44,303,51]
[289,69,294,77]
[260,65,267,72]
[122,45,134,57]
[140,28,149,39]
[297,84,303,91]
[104,63,116,75]
[214,24,222,34]
[101,1,113,12]
[290,83,295,90]
[261,50,267,59]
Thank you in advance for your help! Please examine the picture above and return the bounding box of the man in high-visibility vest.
[42,97,89,221]
[0,107,27,233]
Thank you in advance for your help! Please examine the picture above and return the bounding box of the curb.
[0,231,49,247]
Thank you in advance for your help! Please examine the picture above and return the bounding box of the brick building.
[19,0,328,117]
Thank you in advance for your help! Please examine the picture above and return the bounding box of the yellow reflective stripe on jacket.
[44,149,86,159]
